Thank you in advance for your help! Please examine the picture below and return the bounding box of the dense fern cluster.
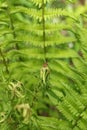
[0,0,87,130]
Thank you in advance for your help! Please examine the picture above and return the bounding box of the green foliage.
[0,0,87,130]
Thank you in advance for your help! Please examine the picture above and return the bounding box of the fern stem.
[31,82,41,107]
[42,0,47,63]
[0,48,9,73]
[6,0,15,38]
[6,0,19,50]
[6,0,23,62]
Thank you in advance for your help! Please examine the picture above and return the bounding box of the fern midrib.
[72,105,87,129]
[42,0,47,63]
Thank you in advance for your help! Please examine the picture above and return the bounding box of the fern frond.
[13,6,70,21]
